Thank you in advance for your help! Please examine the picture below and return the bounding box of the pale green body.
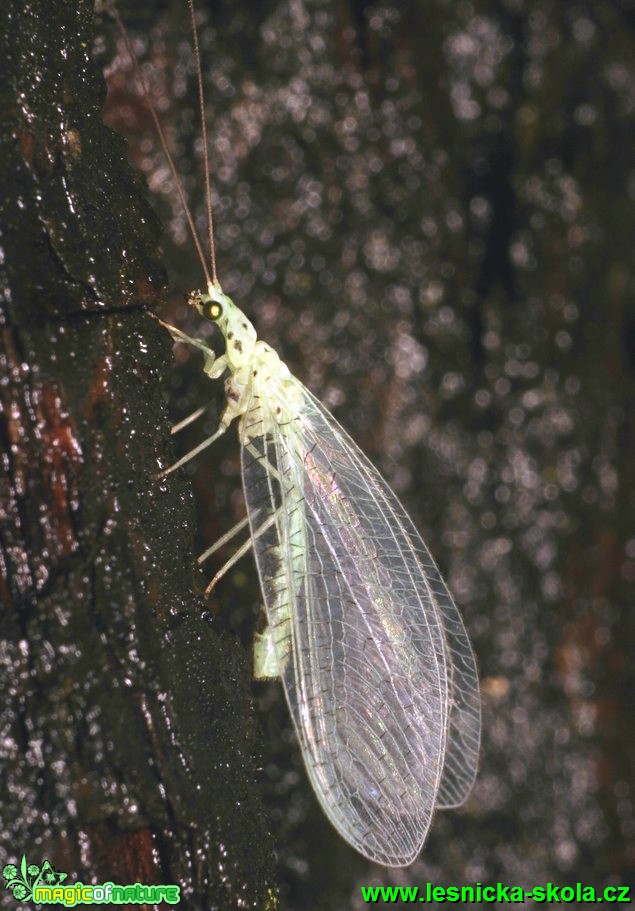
[185,283,302,680]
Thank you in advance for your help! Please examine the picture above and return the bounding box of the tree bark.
[0,2,278,907]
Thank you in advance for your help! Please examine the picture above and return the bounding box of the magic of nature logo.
[2,855,180,906]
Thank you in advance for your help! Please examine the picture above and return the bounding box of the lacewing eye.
[203,300,222,321]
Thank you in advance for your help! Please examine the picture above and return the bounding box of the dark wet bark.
[0,2,278,908]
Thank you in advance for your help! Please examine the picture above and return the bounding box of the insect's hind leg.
[170,406,207,435]
[198,514,252,564]
[203,511,278,595]
[200,522,287,681]
[204,535,254,595]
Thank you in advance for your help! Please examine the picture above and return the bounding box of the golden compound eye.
[203,300,223,320]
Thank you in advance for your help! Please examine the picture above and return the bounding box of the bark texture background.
[0,1,278,908]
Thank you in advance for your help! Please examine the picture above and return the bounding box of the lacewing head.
[188,284,258,370]
[188,282,231,321]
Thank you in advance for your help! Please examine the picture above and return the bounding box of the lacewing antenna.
[108,1,215,290]
[187,0,218,287]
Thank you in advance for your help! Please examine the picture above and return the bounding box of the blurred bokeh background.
[101,0,634,907]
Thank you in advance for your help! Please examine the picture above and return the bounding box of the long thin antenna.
[109,2,213,290]
[188,0,218,287]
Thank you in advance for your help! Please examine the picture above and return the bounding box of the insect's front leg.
[217,365,253,427]
[157,318,217,358]
[204,352,228,379]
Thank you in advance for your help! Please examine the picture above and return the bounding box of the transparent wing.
[289,383,481,809]
[240,376,479,865]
